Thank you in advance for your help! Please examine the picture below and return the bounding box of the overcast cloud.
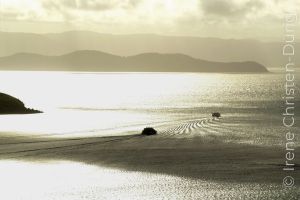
[200,0,264,17]
[0,0,298,41]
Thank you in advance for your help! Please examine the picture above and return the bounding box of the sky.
[0,0,299,41]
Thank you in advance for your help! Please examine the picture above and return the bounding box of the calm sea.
[0,71,299,199]
[0,71,299,145]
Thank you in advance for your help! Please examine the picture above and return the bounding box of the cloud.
[200,0,264,17]
[0,10,21,20]
[0,0,298,41]
[41,0,141,12]
[0,5,41,21]
[39,0,136,22]
[55,0,115,11]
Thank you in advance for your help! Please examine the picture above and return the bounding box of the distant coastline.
[0,50,268,73]
[1,31,299,68]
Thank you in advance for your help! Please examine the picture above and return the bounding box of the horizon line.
[0,30,289,43]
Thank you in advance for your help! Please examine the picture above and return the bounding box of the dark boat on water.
[212,112,221,118]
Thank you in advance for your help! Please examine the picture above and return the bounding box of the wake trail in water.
[0,116,244,159]
[159,117,227,137]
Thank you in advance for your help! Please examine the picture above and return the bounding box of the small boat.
[212,112,221,118]
[141,127,157,136]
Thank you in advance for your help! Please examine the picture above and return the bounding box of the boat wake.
[159,117,240,138]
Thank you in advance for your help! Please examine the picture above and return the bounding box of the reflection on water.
[0,71,285,110]
[0,71,299,145]
[0,71,288,134]
[0,109,159,136]
[0,160,295,200]
[0,72,299,199]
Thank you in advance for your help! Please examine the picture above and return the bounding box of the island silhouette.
[0,31,297,68]
[0,50,268,73]
[0,93,41,114]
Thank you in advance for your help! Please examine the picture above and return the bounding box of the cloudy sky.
[0,0,299,41]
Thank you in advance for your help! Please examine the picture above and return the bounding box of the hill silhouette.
[0,50,268,73]
[0,93,41,114]
[0,31,297,68]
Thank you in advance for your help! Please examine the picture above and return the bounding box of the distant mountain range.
[0,31,297,68]
[0,50,268,72]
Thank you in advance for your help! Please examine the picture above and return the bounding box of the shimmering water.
[0,71,298,145]
[0,71,299,200]
[0,160,297,200]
